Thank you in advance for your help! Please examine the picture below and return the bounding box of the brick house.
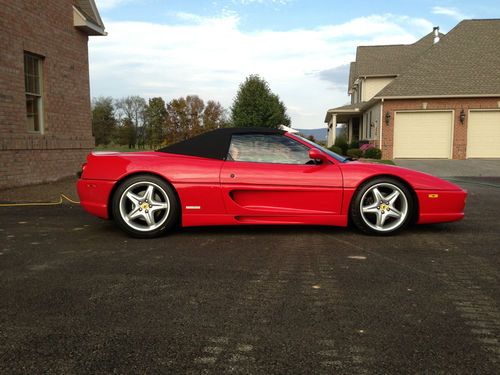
[325,19,500,159]
[0,0,105,189]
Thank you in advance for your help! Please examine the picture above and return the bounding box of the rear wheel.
[112,175,179,238]
[350,177,414,235]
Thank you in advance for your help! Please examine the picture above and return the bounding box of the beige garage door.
[467,111,500,158]
[394,111,453,158]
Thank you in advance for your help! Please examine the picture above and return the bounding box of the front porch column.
[327,114,336,147]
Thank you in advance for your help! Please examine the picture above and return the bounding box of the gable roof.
[348,31,441,91]
[73,0,106,36]
[376,19,500,98]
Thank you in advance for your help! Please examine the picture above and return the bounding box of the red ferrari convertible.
[77,128,466,238]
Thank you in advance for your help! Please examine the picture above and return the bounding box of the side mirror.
[308,148,327,163]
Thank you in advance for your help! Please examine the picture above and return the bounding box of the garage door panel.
[394,112,453,158]
[467,111,500,158]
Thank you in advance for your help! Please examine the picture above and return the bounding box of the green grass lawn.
[359,158,395,165]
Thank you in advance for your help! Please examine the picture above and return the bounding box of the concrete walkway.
[395,159,500,177]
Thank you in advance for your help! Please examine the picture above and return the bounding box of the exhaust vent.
[433,26,440,44]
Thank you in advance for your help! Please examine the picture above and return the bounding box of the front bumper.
[417,189,467,224]
[77,178,115,219]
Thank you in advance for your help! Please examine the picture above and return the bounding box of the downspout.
[379,99,384,151]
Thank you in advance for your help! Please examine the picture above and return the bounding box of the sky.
[90,0,500,129]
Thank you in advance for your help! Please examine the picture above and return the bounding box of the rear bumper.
[417,189,467,224]
[77,178,115,219]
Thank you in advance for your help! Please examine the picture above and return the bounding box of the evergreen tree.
[230,75,291,128]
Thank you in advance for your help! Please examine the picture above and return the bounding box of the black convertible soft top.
[157,127,285,160]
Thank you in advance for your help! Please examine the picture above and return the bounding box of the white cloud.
[431,6,468,20]
[89,12,433,129]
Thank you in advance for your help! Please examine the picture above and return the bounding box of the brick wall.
[0,0,95,189]
[0,149,90,188]
[381,98,500,159]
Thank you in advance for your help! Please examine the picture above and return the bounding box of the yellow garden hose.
[0,193,80,207]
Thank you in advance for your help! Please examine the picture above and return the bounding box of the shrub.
[348,140,359,149]
[334,137,348,155]
[364,147,382,159]
[328,145,343,155]
[346,148,362,158]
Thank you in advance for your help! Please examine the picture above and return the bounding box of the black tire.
[350,177,414,235]
[111,174,179,238]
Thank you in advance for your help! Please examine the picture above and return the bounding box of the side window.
[227,134,312,164]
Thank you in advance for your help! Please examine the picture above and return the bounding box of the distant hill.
[295,128,327,141]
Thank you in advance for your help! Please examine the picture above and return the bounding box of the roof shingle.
[376,19,500,97]
[348,31,440,90]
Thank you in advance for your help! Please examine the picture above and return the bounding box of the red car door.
[220,134,343,217]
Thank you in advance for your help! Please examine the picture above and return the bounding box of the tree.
[230,75,291,128]
[165,97,189,144]
[164,95,228,144]
[115,96,147,148]
[145,97,167,148]
[91,97,116,145]
[115,117,136,148]
[186,95,205,136]
[203,100,228,130]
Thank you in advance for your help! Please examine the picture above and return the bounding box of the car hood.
[340,161,464,191]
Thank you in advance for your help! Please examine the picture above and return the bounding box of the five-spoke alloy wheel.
[112,175,179,238]
[350,177,414,235]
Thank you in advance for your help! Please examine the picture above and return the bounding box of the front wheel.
[112,175,179,238]
[350,178,414,235]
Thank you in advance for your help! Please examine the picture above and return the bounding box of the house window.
[24,53,43,132]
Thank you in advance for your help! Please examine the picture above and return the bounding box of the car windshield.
[294,135,349,163]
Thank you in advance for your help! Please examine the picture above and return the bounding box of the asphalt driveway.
[1,177,499,374]
[395,159,500,177]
